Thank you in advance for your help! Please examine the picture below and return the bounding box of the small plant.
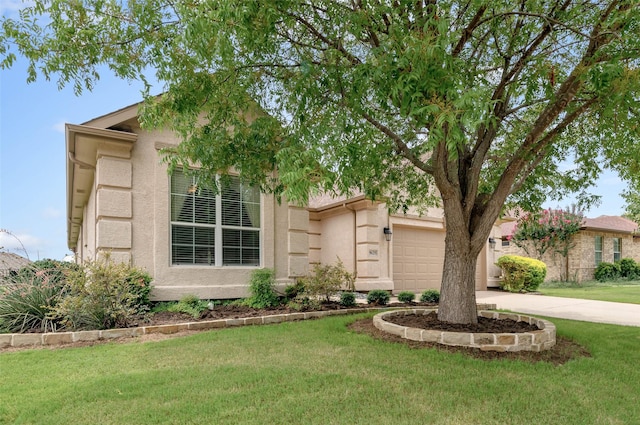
[397,291,415,303]
[245,268,280,309]
[339,292,356,307]
[284,281,305,300]
[167,294,208,318]
[298,259,356,302]
[366,290,390,306]
[420,289,440,303]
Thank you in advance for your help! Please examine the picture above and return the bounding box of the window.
[594,235,603,266]
[613,238,622,263]
[170,170,260,266]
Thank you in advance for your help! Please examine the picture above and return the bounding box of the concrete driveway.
[476,290,640,327]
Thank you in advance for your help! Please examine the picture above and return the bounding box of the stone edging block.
[372,308,556,352]
[0,303,498,350]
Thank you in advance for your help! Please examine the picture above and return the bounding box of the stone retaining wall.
[373,308,556,352]
[0,304,497,350]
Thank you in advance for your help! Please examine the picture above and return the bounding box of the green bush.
[284,281,305,300]
[245,269,280,309]
[594,262,621,282]
[51,257,153,330]
[618,258,639,280]
[397,291,415,303]
[339,292,356,307]
[420,289,440,303]
[0,262,71,333]
[496,255,547,292]
[298,259,355,302]
[366,290,390,306]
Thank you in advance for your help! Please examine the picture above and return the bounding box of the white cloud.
[0,231,41,259]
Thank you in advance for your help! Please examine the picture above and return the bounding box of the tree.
[2,1,639,324]
[622,184,640,224]
[510,207,583,281]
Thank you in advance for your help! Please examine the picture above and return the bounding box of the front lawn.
[2,314,640,424]
[539,280,640,304]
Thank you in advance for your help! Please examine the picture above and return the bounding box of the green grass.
[1,314,640,424]
[539,280,640,304]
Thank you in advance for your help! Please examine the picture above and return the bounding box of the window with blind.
[170,170,260,266]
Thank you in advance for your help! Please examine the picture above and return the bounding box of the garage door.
[393,226,446,292]
[393,226,486,292]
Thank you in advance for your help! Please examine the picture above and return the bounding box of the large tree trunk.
[437,223,481,324]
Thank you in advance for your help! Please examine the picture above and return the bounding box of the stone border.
[373,309,556,352]
[0,303,497,350]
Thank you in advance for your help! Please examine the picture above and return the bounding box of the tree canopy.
[2,0,639,323]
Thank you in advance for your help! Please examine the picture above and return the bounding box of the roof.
[582,215,638,234]
[0,252,31,273]
[501,214,639,236]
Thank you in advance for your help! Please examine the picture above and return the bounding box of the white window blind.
[170,170,260,266]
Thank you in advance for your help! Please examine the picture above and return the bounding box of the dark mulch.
[348,318,591,365]
[385,311,539,333]
[145,301,438,325]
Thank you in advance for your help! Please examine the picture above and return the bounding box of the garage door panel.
[393,226,445,292]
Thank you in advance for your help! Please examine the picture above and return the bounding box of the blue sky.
[0,3,630,261]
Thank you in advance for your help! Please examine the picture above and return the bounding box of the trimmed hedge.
[594,258,640,282]
[496,255,547,292]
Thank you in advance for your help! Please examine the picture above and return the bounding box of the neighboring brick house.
[501,215,640,282]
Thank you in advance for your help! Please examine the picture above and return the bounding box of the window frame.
[613,237,622,263]
[169,170,261,267]
[594,235,603,266]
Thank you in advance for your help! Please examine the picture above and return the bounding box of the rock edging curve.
[373,308,556,352]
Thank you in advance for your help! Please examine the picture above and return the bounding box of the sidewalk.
[476,290,640,327]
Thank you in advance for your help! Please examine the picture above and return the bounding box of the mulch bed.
[384,311,539,333]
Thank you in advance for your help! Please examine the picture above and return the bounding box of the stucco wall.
[73,120,306,301]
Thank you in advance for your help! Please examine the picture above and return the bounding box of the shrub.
[298,259,355,302]
[397,291,415,303]
[496,255,547,292]
[339,292,356,307]
[288,296,320,311]
[618,258,640,280]
[0,262,71,333]
[51,257,153,330]
[245,269,280,309]
[594,262,621,282]
[284,281,305,300]
[366,290,390,306]
[420,289,440,303]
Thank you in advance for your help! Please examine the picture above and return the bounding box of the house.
[66,102,501,300]
[501,215,640,282]
[0,252,31,278]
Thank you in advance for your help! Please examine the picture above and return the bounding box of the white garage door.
[393,226,485,293]
[393,226,446,292]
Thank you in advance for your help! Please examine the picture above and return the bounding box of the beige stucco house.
[66,102,500,300]
[501,215,640,282]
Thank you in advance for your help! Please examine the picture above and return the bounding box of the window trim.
[613,237,622,263]
[169,170,261,267]
[594,235,603,266]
